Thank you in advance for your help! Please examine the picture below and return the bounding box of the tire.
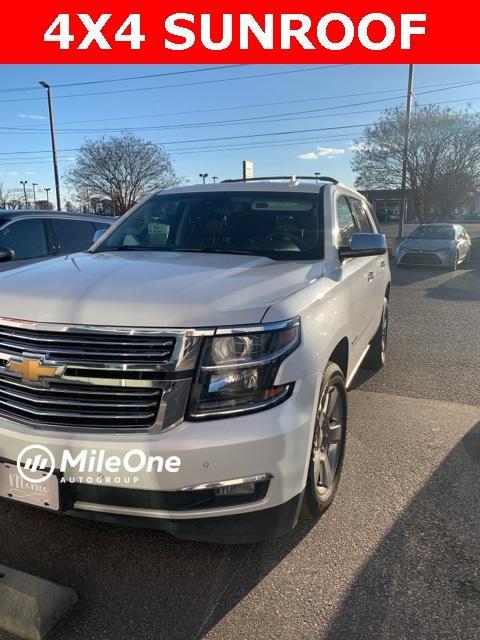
[363,297,388,371]
[302,362,347,519]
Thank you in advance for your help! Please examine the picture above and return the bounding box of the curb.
[0,565,77,640]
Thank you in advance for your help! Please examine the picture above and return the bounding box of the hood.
[400,238,455,251]
[0,251,322,327]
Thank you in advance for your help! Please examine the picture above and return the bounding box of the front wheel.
[302,362,347,519]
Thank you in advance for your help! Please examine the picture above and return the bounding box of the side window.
[0,219,49,260]
[53,219,96,254]
[336,196,357,246]
[93,221,110,231]
[349,198,372,232]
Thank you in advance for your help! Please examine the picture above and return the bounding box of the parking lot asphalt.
[1,262,479,640]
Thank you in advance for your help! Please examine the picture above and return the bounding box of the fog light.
[215,482,256,497]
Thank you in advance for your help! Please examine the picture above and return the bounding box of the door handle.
[367,271,375,282]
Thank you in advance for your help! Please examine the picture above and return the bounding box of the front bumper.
[0,374,318,543]
[396,250,455,267]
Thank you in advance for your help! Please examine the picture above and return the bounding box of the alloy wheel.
[312,384,346,498]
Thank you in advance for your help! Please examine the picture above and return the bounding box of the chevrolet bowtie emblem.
[5,357,65,383]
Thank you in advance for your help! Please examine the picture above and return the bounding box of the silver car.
[395,223,472,270]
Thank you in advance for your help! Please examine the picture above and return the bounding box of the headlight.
[188,319,300,418]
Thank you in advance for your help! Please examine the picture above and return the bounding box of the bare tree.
[0,184,8,209]
[0,185,25,210]
[352,106,480,222]
[65,134,178,214]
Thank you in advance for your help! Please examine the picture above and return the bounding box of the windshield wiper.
[99,245,158,251]
[95,245,280,259]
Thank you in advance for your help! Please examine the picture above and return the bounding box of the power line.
[4,81,480,136]
[0,65,347,104]
[54,79,480,125]
[0,81,480,139]
[0,65,247,95]
[0,134,362,165]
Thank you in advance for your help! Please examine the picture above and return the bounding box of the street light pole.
[32,183,38,208]
[199,173,208,184]
[39,81,62,211]
[45,187,51,205]
[212,176,218,183]
[399,64,415,238]
[20,181,28,207]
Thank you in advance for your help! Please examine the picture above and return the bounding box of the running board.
[346,344,370,389]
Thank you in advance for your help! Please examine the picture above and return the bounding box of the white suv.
[0,176,390,543]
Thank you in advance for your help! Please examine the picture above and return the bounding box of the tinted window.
[0,219,49,260]
[336,196,357,245]
[93,221,111,231]
[53,219,96,253]
[349,198,372,232]
[98,191,323,260]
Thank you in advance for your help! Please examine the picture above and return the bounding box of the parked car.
[395,223,471,270]
[0,177,390,543]
[455,212,480,222]
[0,210,112,271]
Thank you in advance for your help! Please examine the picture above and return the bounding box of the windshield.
[409,225,455,240]
[95,191,323,260]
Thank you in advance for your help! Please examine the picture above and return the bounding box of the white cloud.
[298,146,345,160]
[350,142,369,152]
[6,171,19,176]
[17,113,46,120]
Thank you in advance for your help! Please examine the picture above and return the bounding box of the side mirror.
[0,247,14,263]
[92,229,106,243]
[339,233,387,260]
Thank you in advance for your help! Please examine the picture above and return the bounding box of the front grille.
[0,375,161,430]
[0,321,186,431]
[400,252,442,266]
[0,324,176,363]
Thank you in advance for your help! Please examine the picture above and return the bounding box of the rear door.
[0,218,50,271]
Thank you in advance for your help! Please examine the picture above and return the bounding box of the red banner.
[0,1,478,63]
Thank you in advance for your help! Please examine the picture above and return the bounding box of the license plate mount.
[0,460,60,511]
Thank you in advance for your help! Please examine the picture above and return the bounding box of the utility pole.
[212,176,218,183]
[32,182,38,208]
[399,64,415,238]
[20,181,28,207]
[45,187,51,206]
[39,81,62,211]
[199,173,208,184]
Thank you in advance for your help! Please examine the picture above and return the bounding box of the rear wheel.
[363,297,388,371]
[302,363,347,519]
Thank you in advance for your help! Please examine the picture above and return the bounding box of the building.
[360,189,415,222]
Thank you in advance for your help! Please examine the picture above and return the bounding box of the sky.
[0,64,479,205]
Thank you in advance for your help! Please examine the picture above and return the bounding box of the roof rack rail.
[221,175,339,185]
